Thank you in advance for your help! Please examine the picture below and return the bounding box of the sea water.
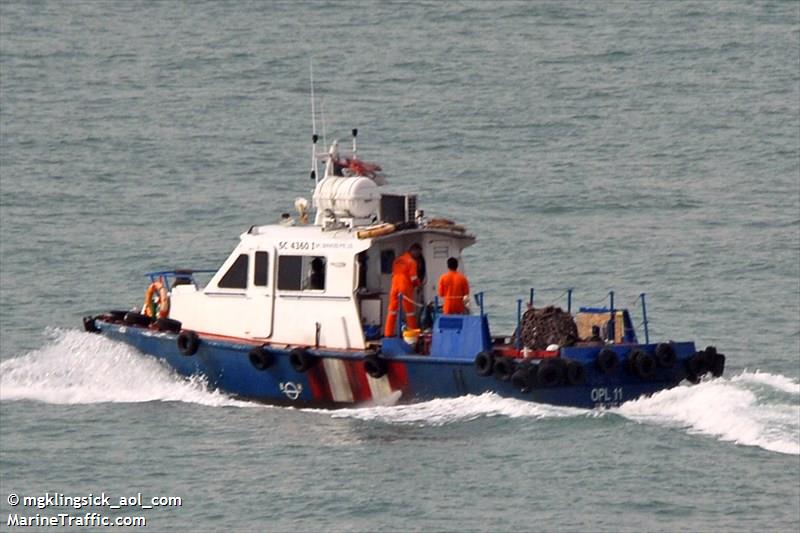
[1,2,798,531]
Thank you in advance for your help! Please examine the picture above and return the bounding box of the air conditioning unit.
[380,194,417,224]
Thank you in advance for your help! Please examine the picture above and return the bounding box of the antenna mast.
[309,60,319,185]
[321,97,327,155]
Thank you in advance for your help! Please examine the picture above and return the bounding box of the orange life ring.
[143,278,170,319]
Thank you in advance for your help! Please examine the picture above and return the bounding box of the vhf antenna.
[309,59,319,184]
[320,97,327,154]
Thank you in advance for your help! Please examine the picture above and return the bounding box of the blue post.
[529,288,535,307]
[396,292,404,337]
[516,299,523,349]
[567,288,573,313]
[608,290,615,342]
[477,292,485,317]
[640,293,650,344]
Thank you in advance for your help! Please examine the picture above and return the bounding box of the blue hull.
[93,317,698,409]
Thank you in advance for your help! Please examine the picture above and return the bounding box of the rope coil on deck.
[519,305,579,350]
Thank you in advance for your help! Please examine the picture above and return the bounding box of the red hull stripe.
[344,360,373,402]
[307,364,333,403]
[386,361,409,392]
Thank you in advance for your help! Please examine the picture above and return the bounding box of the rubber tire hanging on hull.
[105,310,128,322]
[123,311,151,327]
[289,348,316,373]
[177,330,199,356]
[493,357,514,382]
[537,359,564,387]
[364,353,387,379]
[629,349,657,380]
[511,365,535,392]
[655,343,677,368]
[153,317,182,333]
[565,359,586,385]
[704,346,725,378]
[596,348,619,374]
[248,345,274,371]
[686,350,710,382]
[83,316,99,333]
[474,351,494,376]
[709,348,725,378]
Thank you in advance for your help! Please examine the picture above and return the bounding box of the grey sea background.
[1,1,799,531]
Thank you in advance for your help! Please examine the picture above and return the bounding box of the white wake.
[328,393,584,425]
[328,371,799,455]
[0,329,249,407]
[614,371,799,455]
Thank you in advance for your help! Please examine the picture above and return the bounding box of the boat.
[82,127,725,409]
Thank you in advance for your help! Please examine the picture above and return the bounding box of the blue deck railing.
[483,288,653,346]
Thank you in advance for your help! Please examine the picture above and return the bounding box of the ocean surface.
[1,1,799,531]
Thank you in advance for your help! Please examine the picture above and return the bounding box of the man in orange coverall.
[384,243,422,337]
[437,257,470,314]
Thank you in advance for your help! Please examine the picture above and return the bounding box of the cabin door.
[248,247,274,338]
[424,239,453,303]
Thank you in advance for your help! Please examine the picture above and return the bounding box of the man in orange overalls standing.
[384,243,422,337]
[437,257,470,315]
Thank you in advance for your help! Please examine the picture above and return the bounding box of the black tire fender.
[105,310,128,322]
[707,346,725,378]
[537,359,564,387]
[711,352,725,378]
[248,345,274,371]
[177,330,200,356]
[686,350,710,379]
[493,357,514,382]
[629,349,657,380]
[511,365,534,392]
[123,311,151,327]
[289,348,316,373]
[364,353,387,379]
[596,348,619,374]
[565,359,586,386]
[83,316,99,333]
[474,351,494,377]
[655,343,677,368]
[154,317,182,333]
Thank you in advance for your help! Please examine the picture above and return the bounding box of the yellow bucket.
[402,328,421,345]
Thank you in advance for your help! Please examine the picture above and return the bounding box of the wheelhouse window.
[218,254,248,289]
[277,255,326,291]
[254,251,269,287]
